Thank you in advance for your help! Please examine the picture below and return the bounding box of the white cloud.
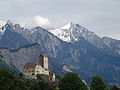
[34,15,51,27]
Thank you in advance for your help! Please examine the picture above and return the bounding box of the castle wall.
[43,57,48,70]
[35,65,49,76]
[39,54,48,70]
[23,67,35,76]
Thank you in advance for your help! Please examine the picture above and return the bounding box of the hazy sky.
[0,0,120,39]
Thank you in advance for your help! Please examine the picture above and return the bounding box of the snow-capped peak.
[0,20,7,28]
[0,20,13,36]
[0,20,7,35]
[49,22,74,42]
[49,22,105,48]
[60,22,73,29]
[49,22,88,42]
[0,20,12,28]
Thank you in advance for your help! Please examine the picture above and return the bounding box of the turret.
[39,54,48,70]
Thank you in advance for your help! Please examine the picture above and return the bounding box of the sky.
[0,0,120,40]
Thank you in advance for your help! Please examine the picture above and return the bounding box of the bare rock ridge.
[0,43,41,72]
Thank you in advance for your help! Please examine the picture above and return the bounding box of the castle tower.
[39,54,48,70]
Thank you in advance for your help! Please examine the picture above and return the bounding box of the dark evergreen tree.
[90,76,108,90]
[0,68,14,90]
[9,77,27,90]
[59,72,88,90]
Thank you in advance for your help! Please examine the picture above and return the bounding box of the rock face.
[0,20,120,86]
[102,37,120,55]
[50,23,108,49]
[0,23,30,49]
[0,58,20,74]
[0,43,41,72]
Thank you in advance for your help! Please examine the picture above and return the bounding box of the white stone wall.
[23,68,35,76]
[35,65,49,76]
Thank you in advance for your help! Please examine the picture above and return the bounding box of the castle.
[23,54,55,82]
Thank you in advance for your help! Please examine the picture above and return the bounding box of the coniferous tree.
[90,76,108,90]
[59,72,88,90]
[0,68,14,90]
[0,68,58,90]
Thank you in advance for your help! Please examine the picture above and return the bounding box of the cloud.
[33,15,51,27]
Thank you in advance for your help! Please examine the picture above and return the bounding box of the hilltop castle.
[23,54,55,82]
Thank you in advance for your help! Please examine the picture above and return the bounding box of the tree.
[0,68,38,90]
[59,72,88,90]
[9,77,27,90]
[90,76,108,90]
[110,85,120,90]
[0,68,15,90]
[36,74,49,90]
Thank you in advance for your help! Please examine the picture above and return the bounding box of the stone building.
[23,54,55,81]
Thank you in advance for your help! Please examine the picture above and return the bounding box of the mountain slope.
[102,37,120,55]
[13,25,63,58]
[50,23,108,49]
[0,56,20,74]
[0,22,30,49]
[0,21,120,86]
[0,43,41,72]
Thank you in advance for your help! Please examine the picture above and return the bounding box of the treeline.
[0,68,58,90]
[59,73,120,90]
[0,68,120,90]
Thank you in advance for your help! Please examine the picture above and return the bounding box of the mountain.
[50,23,108,49]
[0,59,20,74]
[0,20,7,36]
[0,43,41,72]
[0,20,120,86]
[0,21,30,49]
[0,55,20,74]
[13,24,64,58]
[102,37,120,55]
[50,22,120,55]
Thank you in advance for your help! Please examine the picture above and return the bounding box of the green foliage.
[110,85,120,90]
[36,74,42,80]
[0,68,57,90]
[1,68,119,90]
[59,72,88,90]
[36,74,49,90]
[90,76,108,90]
[0,68,14,90]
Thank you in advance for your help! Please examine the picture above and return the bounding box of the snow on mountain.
[60,22,72,30]
[62,65,72,72]
[0,20,120,86]
[0,20,13,36]
[50,22,106,48]
[50,22,81,42]
[0,20,7,35]
[0,20,7,28]
[50,22,98,42]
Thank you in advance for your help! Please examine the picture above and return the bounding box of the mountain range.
[0,20,120,86]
